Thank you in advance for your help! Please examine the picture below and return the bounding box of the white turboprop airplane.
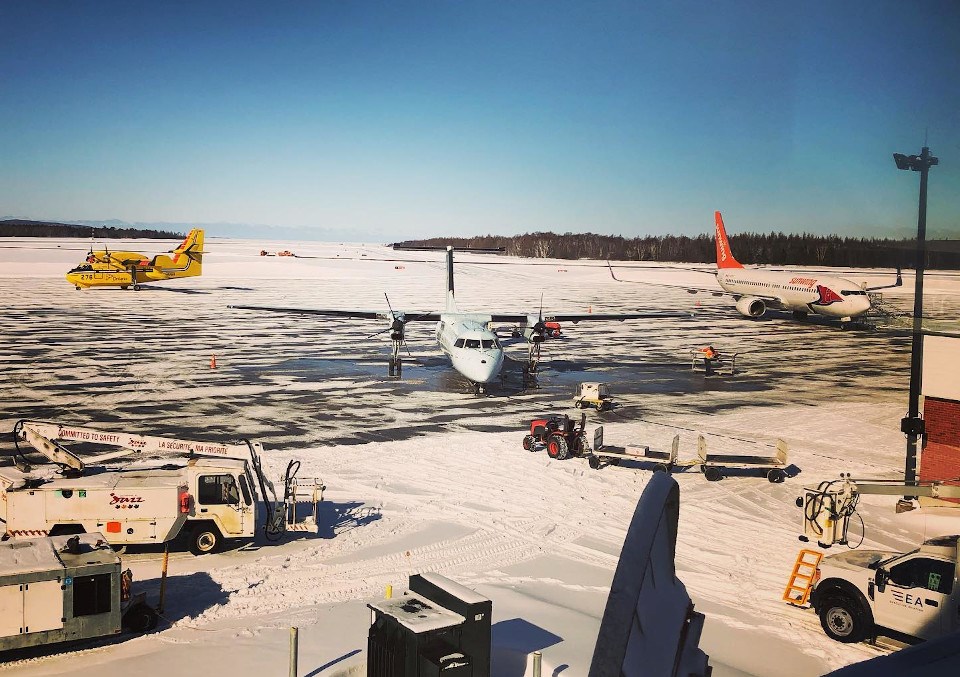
[231,247,684,392]
[611,212,901,323]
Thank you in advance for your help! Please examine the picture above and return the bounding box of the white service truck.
[798,477,960,643]
[1,421,323,554]
[810,535,960,643]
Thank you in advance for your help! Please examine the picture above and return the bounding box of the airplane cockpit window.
[454,338,465,348]
[465,339,481,349]
[481,339,495,349]
[840,290,867,296]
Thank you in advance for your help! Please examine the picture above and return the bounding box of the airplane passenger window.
[465,339,480,349]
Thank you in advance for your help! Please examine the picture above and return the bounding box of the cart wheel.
[574,400,583,409]
[120,285,129,290]
[588,455,601,470]
[654,463,669,473]
[133,284,141,291]
[704,466,722,482]
[522,435,535,451]
[123,603,158,632]
[546,434,569,460]
[607,457,620,466]
[767,468,786,483]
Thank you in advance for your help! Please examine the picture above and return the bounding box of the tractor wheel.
[546,434,569,460]
[703,466,722,482]
[522,435,535,451]
[588,455,601,470]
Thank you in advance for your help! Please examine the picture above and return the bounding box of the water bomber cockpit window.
[455,337,502,350]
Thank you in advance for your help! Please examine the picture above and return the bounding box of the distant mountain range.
[0,217,382,242]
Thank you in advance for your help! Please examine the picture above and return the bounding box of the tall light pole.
[893,146,938,495]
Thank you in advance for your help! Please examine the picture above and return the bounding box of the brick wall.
[920,396,960,504]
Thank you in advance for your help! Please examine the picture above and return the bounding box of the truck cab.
[810,535,960,643]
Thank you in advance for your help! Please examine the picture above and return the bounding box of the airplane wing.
[606,262,787,306]
[545,311,692,322]
[228,304,442,321]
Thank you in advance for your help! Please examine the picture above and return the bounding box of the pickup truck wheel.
[819,595,870,643]
[189,525,221,555]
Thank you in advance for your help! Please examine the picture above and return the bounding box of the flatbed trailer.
[690,350,738,375]
[697,434,788,483]
[587,431,697,472]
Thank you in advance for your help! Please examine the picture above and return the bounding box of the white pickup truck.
[810,535,960,643]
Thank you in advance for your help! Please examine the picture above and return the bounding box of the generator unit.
[0,532,156,652]
[367,573,491,677]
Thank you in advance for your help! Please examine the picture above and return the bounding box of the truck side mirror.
[875,569,887,593]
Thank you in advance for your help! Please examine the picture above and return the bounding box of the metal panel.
[23,580,64,634]
[0,584,24,637]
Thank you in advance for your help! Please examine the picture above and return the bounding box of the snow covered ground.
[1,236,958,676]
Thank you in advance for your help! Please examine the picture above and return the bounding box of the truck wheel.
[703,466,722,482]
[819,595,871,643]
[522,435,535,451]
[189,525,221,555]
[546,434,569,460]
[123,603,159,632]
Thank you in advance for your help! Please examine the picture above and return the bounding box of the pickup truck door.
[874,555,954,640]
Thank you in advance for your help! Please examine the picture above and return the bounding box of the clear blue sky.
[1,1,958,239]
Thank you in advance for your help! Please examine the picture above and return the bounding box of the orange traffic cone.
[210,354,217,369]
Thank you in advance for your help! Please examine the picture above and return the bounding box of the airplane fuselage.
[436,313,505,384]
[716,269,872,319]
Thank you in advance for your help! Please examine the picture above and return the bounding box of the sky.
[1,1,958,241]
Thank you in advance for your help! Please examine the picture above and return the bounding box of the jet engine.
[735,296,766,318]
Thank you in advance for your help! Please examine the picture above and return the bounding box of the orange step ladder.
[783,549,823,606]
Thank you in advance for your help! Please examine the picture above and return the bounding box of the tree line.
[0,220,184,239]
[394,231,959,269]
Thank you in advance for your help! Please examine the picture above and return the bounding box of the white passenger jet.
[612,212,900,323]
[231,247,682,392]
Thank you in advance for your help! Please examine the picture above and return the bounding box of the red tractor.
[522,413,589,460]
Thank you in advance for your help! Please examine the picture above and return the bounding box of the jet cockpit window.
[465,339,481,349]
[840,290,867,296]
[481,339,495,349]
[454,339,465,348]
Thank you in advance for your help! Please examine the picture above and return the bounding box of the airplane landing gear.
[388,333,403,377]
[526,339,542,376]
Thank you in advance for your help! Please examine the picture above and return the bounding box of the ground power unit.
[367,573,491,677]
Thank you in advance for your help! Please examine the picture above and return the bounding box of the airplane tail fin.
[445,246,457,312]
[714,212,743,269]
[152,229,204,277]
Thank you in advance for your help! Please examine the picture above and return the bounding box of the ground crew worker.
[700,345,720,375]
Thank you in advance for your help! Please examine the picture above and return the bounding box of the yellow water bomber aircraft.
[66,229,204,290]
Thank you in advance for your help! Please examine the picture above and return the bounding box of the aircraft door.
[197,473,245,536]
[874,556,953,639]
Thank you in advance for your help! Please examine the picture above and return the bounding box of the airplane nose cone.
[461,351,503,383]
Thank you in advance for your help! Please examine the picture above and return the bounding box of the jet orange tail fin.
[714,212,743,269]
